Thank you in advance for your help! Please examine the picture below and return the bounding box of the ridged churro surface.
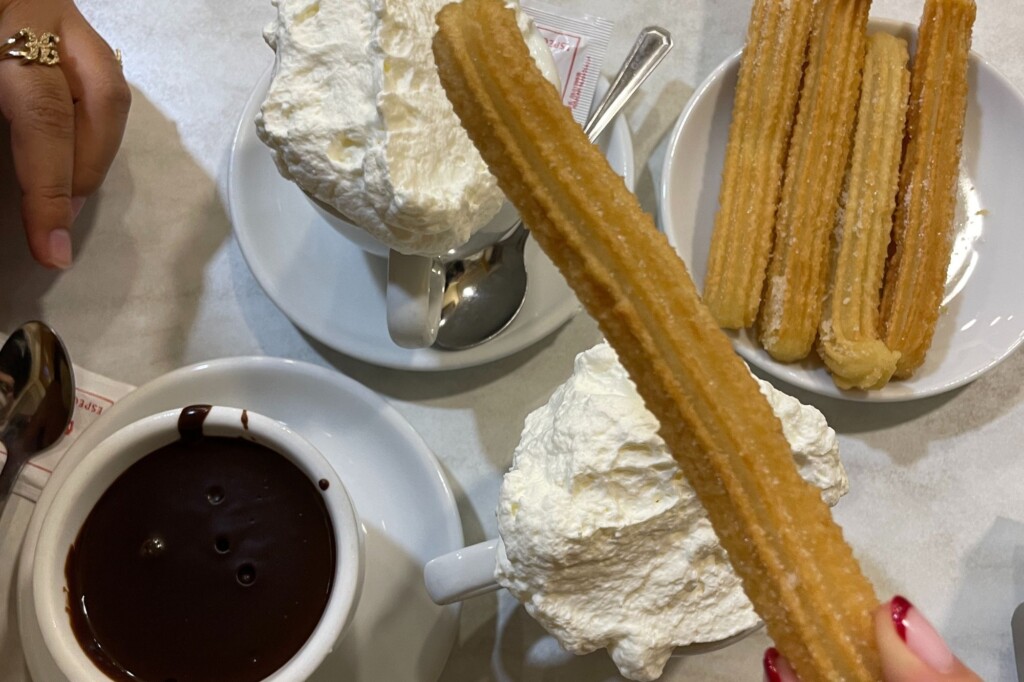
[818,32,909,390]
[433,1,881,678]
[758,0,872,363]
[703,0,817,329]
[880,0,976,378]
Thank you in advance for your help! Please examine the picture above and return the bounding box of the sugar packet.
[522,0,615,125]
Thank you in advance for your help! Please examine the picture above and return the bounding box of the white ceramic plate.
[229,68,634,371]
[659,20,1024,402]
[17,357,462,681]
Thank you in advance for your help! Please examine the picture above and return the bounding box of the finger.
[875,596,982,681]
[58,6,130,196]
[0,27,75,268]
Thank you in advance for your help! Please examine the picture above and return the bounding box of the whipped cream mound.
[257,0,556,256]
[495,342,848,682]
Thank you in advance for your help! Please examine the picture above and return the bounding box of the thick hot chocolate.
[64,406,336,682]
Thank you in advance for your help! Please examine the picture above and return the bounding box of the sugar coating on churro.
[818,32,909,390]
[433,1,881,678]
[880,0,976,378]
[759,0,872,363]
[702,0,817,329]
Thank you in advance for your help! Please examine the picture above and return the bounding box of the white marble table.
[1,0,1022,680]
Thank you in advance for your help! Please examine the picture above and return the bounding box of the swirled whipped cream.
[256,0,556,255]
[495,342,848,681]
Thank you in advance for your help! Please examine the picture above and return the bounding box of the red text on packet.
[75,396,105,415]
[68,388,117,436]
[537,27,584,101]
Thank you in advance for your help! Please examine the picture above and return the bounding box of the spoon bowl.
[0,321,75,507]
[435,225,530,350]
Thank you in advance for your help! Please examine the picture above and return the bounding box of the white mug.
[310,194,521,348]
[25,405,364,682]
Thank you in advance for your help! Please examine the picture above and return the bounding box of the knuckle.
[23,87,73,138]
[29,180,72,202]
[95,73,132,114]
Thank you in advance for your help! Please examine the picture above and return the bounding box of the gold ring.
[2,28,60,65]
[114,48,122,68]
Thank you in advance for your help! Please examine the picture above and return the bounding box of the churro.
[818,33,909,390]
[433,1,881,678]
[702,0,817,329]
[758,0,872,363]
[880,0,976,378]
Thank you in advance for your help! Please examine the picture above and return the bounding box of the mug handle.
[386,250,445,348]
[423,538,501,605]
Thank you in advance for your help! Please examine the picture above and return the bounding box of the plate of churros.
[660,13,1024,402]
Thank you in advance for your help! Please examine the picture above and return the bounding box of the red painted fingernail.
[890,596,956,673]
[891,595,911,640]
[763,648,799,682]
[764,648,782,682]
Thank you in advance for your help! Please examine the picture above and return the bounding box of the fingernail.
[70,196,86,222]
[763,648,799,682]
[48,228,73,269]
[891,596,956,673]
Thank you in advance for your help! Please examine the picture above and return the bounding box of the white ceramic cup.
[310,198,521,348]
[28,405,364,682]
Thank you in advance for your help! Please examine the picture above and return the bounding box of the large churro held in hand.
[758,0,872,362]
[433,1,881,678]
[818,33,910,390]
[702,0,817,329]
[880,0,976,379]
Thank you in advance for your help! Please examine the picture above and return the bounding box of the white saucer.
[17,357,463,681]
[228,68,635,371]
[659,20,1024,402]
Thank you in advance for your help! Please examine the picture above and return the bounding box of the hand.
[763,597,981,681]
[0,0,130,268]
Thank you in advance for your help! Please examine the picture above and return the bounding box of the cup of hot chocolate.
[27,405,363,682]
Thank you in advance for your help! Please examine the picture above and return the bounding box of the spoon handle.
[583,26,673,142]
[0,451,27,502]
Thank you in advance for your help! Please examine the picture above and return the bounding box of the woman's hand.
[0,0,130,268]
[763,597,982,681]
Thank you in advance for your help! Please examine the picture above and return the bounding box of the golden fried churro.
[818,33,909,390]
[702,0,817,329]
[880,0,976,378]
[758,0,872,363]
[433,1,880,678]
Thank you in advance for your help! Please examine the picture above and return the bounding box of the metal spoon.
[0,321,75,508]
[434,26,674,350]
[1012,601,1024,681]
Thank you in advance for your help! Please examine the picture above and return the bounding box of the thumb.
[875,596,981,681]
